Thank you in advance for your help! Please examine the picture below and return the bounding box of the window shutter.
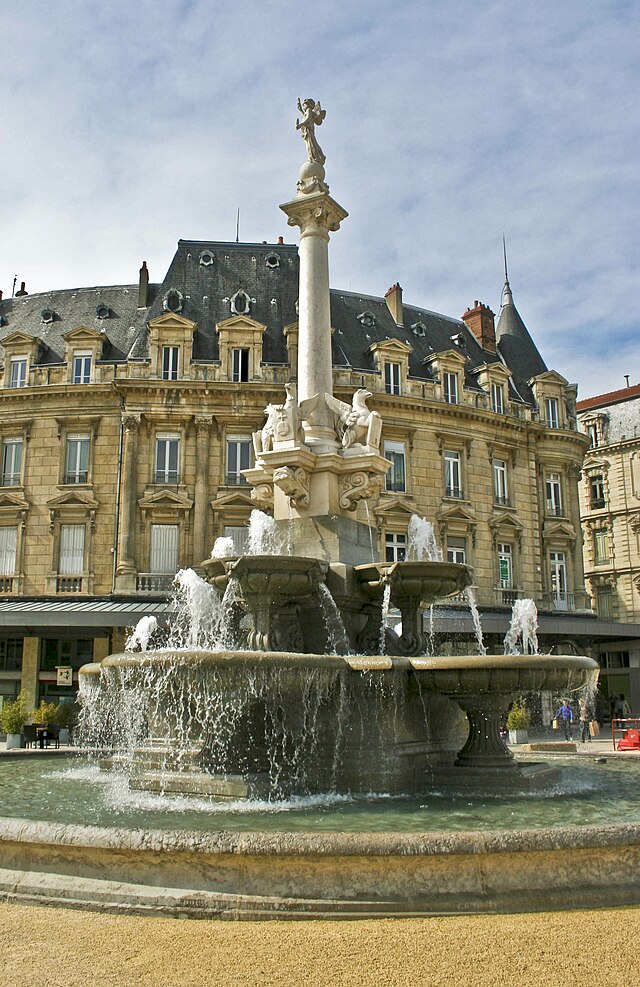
[150,525,179,574]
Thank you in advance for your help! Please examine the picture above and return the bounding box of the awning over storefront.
[0,598,172,629]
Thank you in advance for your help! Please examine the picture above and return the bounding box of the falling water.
[317,584,350,655]
[407,515,442,561]
[503,599,540,656]
[464,586,487,655]
[210,536,235,558]
[125,615,158,652]
[379,583,391,655]
[363,500,376,563]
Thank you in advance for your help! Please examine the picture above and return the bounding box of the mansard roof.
[0,240,553,409]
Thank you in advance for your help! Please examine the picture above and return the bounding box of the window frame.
[446,535,466,565]
[72,351,92,385]
[545,472,563,516]
[383,439,407,493]
[161,346,180,381]
[225,434,252,485]
[491,382,504,415]
[154,433,181,485]
[443,372,458,405]
[1,437,23,487]
[64,434,90,485]
[231,348,250,383]
[444,449,462,499]
[545,397,559,428]
[9,357,27,389]
[493,458,509,505]
[384,362,401,396]
[385,531,407,563]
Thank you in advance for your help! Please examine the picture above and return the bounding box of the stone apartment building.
[577,383,640,713]
[0,239,612,711]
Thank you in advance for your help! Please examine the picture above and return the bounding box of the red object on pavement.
[618,728,640,751]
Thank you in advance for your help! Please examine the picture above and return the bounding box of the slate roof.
[0,241,550,408]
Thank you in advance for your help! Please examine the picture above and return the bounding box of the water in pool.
[1,754,639,834]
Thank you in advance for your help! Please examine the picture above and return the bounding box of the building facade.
[0,241,600,710]
[577,383,640,713]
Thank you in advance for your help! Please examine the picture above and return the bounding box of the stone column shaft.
[116,414,140,579]
[193,417,212,562]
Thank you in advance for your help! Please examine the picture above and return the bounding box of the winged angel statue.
[325,389,383,452]
[296,98,326,165]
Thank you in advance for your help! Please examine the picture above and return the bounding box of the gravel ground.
[1,902,639,986]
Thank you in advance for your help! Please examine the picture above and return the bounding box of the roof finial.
[502,234,513,306]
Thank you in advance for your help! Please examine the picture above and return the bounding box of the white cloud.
[0,0,637,398]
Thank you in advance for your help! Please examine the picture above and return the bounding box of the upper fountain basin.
[355,560,473,606]
[409,653,599,696]
[202,555,329,600]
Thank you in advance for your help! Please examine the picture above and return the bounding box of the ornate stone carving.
[273,466,311,508]
[339,470,385,512]
[253,384,301,456]
[325,389,383,453]
[250,482,274,511]
[121,413,141,433]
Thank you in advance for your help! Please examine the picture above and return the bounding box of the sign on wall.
[56,666,73,687]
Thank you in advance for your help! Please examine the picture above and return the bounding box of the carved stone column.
[280,191,347,451]
[193,416,213,564]
[115,413,141,592]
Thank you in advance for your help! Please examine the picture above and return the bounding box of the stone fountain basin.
[202,555,328,600]
[354,560,473,606]
[409,653,599,697]
[94,650,401,673]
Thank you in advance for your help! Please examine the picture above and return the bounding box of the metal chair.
[22,724,37,749]
[44,724,60,749]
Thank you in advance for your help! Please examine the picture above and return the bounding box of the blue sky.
[1,0,637,399]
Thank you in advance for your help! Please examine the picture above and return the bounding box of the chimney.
[138,261,149,308]
[461,300,496,353]
[15,281,28,297]
[385,283,403,326]
[0,290,3,302]
[277,236,284,245]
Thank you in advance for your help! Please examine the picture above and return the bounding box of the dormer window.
[96,304,111,320]
[491,382,504,414]
[358,312,376,329]
[443,372,458,404]
[199,250,215,267]
[10,357,27,389]
[73,352,92,385]
[545,397,559,428]
[40,308,55,324]
[232,348,249,383]
[265,252,280,269]
[230,290,251,316]
[411,322,426,337]
[385,362,401,396]
[163,289,184,314]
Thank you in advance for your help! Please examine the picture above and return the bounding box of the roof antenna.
[235,208,240,244]
[11,276,17,298]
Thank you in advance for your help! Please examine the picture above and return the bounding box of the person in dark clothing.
[554,699,573,740]
[578,697,591,743]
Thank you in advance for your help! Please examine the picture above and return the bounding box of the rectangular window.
[385,531,407,563]
[41,638,92,672]
[545,397,559,428]
[545,473,563,516]
[0,638,22,672]
[447,536,466,564]
[226,436,251,485]
[0,527,17,576]
[384,440,406,492]
[232,348,250,383]
[594,530,609,565]
[162,346,179,381]
[223,525,248,556]
[384,362,401,396]
[59,524,85,575]
[589,475,605,509]
[444,450,462,498]
[150,524,179,574]
[491,382,504,414]
[73,352,92,384]
[64,435,90,484]
[498,543,513,588]
[596,591,611,620]
[587,423,598,447]
[10,358,27,388]
[443,372,458,404]
[1,438,22,486]
[155,434,180,484]
[549,550,567,604]
[493,459,509,505]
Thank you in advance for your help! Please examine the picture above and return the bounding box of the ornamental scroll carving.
[339,470,385,512]
[273,466,311,509]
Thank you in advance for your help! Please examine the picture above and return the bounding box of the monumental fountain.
[1,101,638,919]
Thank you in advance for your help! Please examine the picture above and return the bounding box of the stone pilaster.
[21,636,39,709]
[115,413,141,592]
[193,416,213,563]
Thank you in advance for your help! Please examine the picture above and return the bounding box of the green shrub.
[33,700,62,727]
[506,700,531,731]
[1,691,32,735]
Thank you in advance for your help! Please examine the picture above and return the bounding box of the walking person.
[578,698,591,743]
[554,698,573,741]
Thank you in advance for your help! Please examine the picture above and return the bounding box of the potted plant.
[507,699,532,745]
[1,690,32,750]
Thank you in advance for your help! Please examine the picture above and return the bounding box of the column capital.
[121,412,141,432]
[279,191,348,237]
[194,415,214,435]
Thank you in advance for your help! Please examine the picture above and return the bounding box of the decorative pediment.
[542,518,576,542]
[368,338,413,360]
[488,509,524,532]
[436,502,478,526]
[582,457,610,474]
[209,490,256,512]
[0,490,30,513]
[139,488,193,512]
[373,496,416,522]
[529,369,569,388]
[215,315,266,335]
[0,330,41,349]
[147,312,197,332]
[424,348,468,370]
[46,490,99,510]
[63,325,104,344]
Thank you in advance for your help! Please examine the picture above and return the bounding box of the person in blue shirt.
[554,699,573,740]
